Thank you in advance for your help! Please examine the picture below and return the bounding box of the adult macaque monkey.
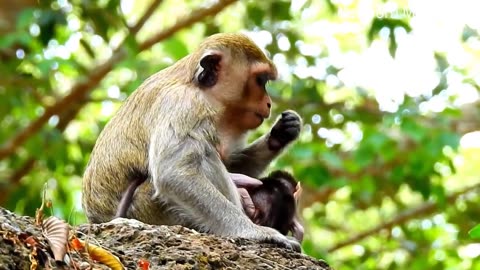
[82,33,302,250]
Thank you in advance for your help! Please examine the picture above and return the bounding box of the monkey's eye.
[256,74,269,89]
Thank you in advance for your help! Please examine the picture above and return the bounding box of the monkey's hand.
[248,225,302,252]
[238,188,256,218]
[229,173,263,188]
[268,110,302,151]
[229,173,262,219]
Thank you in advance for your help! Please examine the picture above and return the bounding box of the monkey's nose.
[267,102,271,108]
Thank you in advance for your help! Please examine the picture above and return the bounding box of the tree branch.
[128,0,165,34]
[0,0,239,161]
[139,0,237,51]
[327,182,480,252]
[0,158,36,206]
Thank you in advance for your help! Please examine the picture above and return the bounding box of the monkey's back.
[81,85,152,223]
[81,64,221,225]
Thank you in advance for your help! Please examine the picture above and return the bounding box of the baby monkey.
[237,170,304,242]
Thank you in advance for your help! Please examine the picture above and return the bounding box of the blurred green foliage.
[1,0,480,269]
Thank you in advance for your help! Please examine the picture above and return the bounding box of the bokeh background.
[1,0,480,269]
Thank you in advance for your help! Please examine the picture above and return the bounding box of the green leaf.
[401,119,425,142]
[368,18,411,56]
[163,38,189,60]
[432,184,446,208]
[367,18,384,42]
[124,34,139,56]
[439,132,460,150]
[388,29,397,57]
[469,224,480,239]
[271,1,291,21]
[16,9,35,30]
[246,5,264,25]
[321,152,343,169]
[0,34,19,49]
[353,145,375,169]
[291,145,315,159]
[462,25,479,41]
[324,0,338,14]
[297,166,330,187]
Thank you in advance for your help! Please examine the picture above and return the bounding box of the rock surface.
[0,207,331,269]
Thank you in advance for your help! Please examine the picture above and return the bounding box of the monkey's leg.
[226,110,302,177]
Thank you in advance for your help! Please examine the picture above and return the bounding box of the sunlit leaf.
[16,9,35,30]
[162,38,189,60]
[469,224,480,239]
[246,5,264,25]
[271,1,291,21]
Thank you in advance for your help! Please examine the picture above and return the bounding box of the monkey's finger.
[287,237,302,252]
[283,127,301,135]
[230,173,263,188]
[281,114,300,122]
[238,188,256,218]
[269,235,301,252]
[282,118,302,125]
[273,117,300,127]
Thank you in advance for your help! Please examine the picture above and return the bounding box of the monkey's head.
[192,33,277,131]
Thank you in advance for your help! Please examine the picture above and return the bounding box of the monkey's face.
[237,63,275,130]
[195,49,276,131]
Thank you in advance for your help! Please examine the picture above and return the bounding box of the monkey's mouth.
[254,113,266,122]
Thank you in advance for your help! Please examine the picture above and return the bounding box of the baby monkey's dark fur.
[250,170,303,240]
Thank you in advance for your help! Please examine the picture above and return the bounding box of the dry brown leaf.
[42,216,69,261]
[74,239,124,270]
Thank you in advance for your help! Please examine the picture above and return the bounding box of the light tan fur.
[82,33,300,250]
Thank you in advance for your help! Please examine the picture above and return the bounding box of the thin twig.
[128,0,165,34]
[139,0,238,51]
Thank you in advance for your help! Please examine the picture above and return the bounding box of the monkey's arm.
[149,131,299,250]
[226,110,302,177]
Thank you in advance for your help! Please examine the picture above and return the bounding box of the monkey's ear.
[196,51,222,88]
[293,182,302,202]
